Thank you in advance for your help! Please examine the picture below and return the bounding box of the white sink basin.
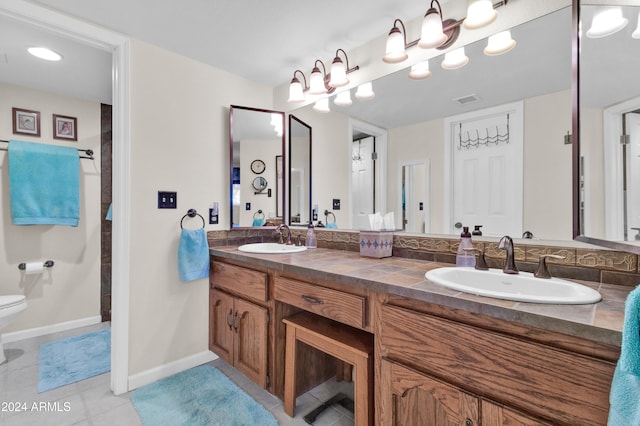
[238,243,307,254]
[425,267,601,304]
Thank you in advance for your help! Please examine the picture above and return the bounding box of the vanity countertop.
[210,246,631,348]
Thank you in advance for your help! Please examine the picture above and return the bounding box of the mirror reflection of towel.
[252,218,265,227]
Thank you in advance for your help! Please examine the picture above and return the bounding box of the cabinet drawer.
[380,304,614,426]
[211,262,267,302]
[275,277,366,329]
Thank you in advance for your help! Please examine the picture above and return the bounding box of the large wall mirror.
[229,105,285,228]
[288,5,574,240]
[576,0,640,254]
[289,115,312,226]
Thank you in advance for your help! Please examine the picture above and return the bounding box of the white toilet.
[0,295,27,364]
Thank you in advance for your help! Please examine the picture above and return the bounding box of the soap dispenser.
[305,222,317,249]
[456,226,476,267]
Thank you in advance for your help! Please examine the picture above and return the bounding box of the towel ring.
[181,208,205,229]
[253,209,265,219]
[324,209,336,224]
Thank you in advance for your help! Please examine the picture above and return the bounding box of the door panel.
[210,289,233,363]
[234,297,268,388]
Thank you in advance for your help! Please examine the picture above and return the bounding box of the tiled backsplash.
[208,229,640,287]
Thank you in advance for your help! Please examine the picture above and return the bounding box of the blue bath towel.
[608,285,640,425]
[8,140,80,226]
[178,228,209,282]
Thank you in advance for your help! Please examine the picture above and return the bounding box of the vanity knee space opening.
[282,311,374,426]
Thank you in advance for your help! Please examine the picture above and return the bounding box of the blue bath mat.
[131,365,278,426]
[38,328,110,392]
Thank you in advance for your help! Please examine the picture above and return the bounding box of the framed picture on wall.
[12,107,40,137]
[53,114,77,141]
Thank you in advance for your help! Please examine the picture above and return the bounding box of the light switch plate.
[158,191,177,209]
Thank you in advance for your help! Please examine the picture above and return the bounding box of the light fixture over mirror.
[464,0,498,29]
[287,49,359,103]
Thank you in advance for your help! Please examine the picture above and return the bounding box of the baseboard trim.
[127,350,219,391]
[2,315,103,343]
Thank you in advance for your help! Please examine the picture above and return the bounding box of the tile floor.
[0,323,355,425]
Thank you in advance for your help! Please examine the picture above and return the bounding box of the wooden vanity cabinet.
[209,260,269,388]
[377,299,617,425]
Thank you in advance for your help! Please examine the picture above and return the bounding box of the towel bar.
[180,209,205,229]
[0,140,94,160]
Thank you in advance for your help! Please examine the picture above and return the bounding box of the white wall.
[127,40,273,375]
[0,82,101,331]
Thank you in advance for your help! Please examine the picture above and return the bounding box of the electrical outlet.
[419,202,424,211]
[245,202,251,211]
[332,199,341,210]
[209,208,218,224]
[158,191,177,209]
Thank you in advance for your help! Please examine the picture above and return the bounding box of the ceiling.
[0,1,634,129]
[1,0,437,104]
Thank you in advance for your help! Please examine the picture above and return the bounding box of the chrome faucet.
[498,235,519,274]
[275,224,292,245]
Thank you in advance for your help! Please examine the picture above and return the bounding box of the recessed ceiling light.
[27,47,62,61]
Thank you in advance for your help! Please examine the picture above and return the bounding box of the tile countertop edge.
[210,247,623,348]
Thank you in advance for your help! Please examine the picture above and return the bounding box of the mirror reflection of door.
[401,161,429,233]
[446,102,524,237]
[626,112,640,241]
[351,136,375,230]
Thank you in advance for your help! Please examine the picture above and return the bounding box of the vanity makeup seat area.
[209,245,627,426]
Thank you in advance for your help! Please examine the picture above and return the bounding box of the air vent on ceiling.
[453,94,479,105]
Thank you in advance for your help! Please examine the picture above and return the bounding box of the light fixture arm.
[334,48,359,74]
[292,69,308,90]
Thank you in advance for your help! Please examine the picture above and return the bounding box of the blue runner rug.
[131,365,278,426]
[38,328,110,393]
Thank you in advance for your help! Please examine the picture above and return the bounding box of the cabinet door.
[482,400,552,426]
[234,297,268,388]
[380,358,479,426]
[210,289,234,364]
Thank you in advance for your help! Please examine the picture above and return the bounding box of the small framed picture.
[53,114,77,141]
[12,107,41,137]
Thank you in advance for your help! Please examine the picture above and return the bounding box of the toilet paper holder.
[18,260,54,270]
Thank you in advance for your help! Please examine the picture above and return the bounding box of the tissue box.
[359,231,394,258]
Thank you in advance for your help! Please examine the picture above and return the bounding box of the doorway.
[0,2,132,395]
[603,97,640,241]
[399,160,430,233]
[349,120,387,230]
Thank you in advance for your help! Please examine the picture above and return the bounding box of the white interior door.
[626,113,640,239]
[352,137,374,229]
[446,102,523,237]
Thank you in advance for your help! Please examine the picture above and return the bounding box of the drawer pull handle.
[301,295,324,305]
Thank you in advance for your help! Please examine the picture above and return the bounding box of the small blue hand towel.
[178,228,210,282]
[252,218,265,227]
[608,285,640,425]
[325,223,337,229]
[8,140,80,226]
[105,204,113,221]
